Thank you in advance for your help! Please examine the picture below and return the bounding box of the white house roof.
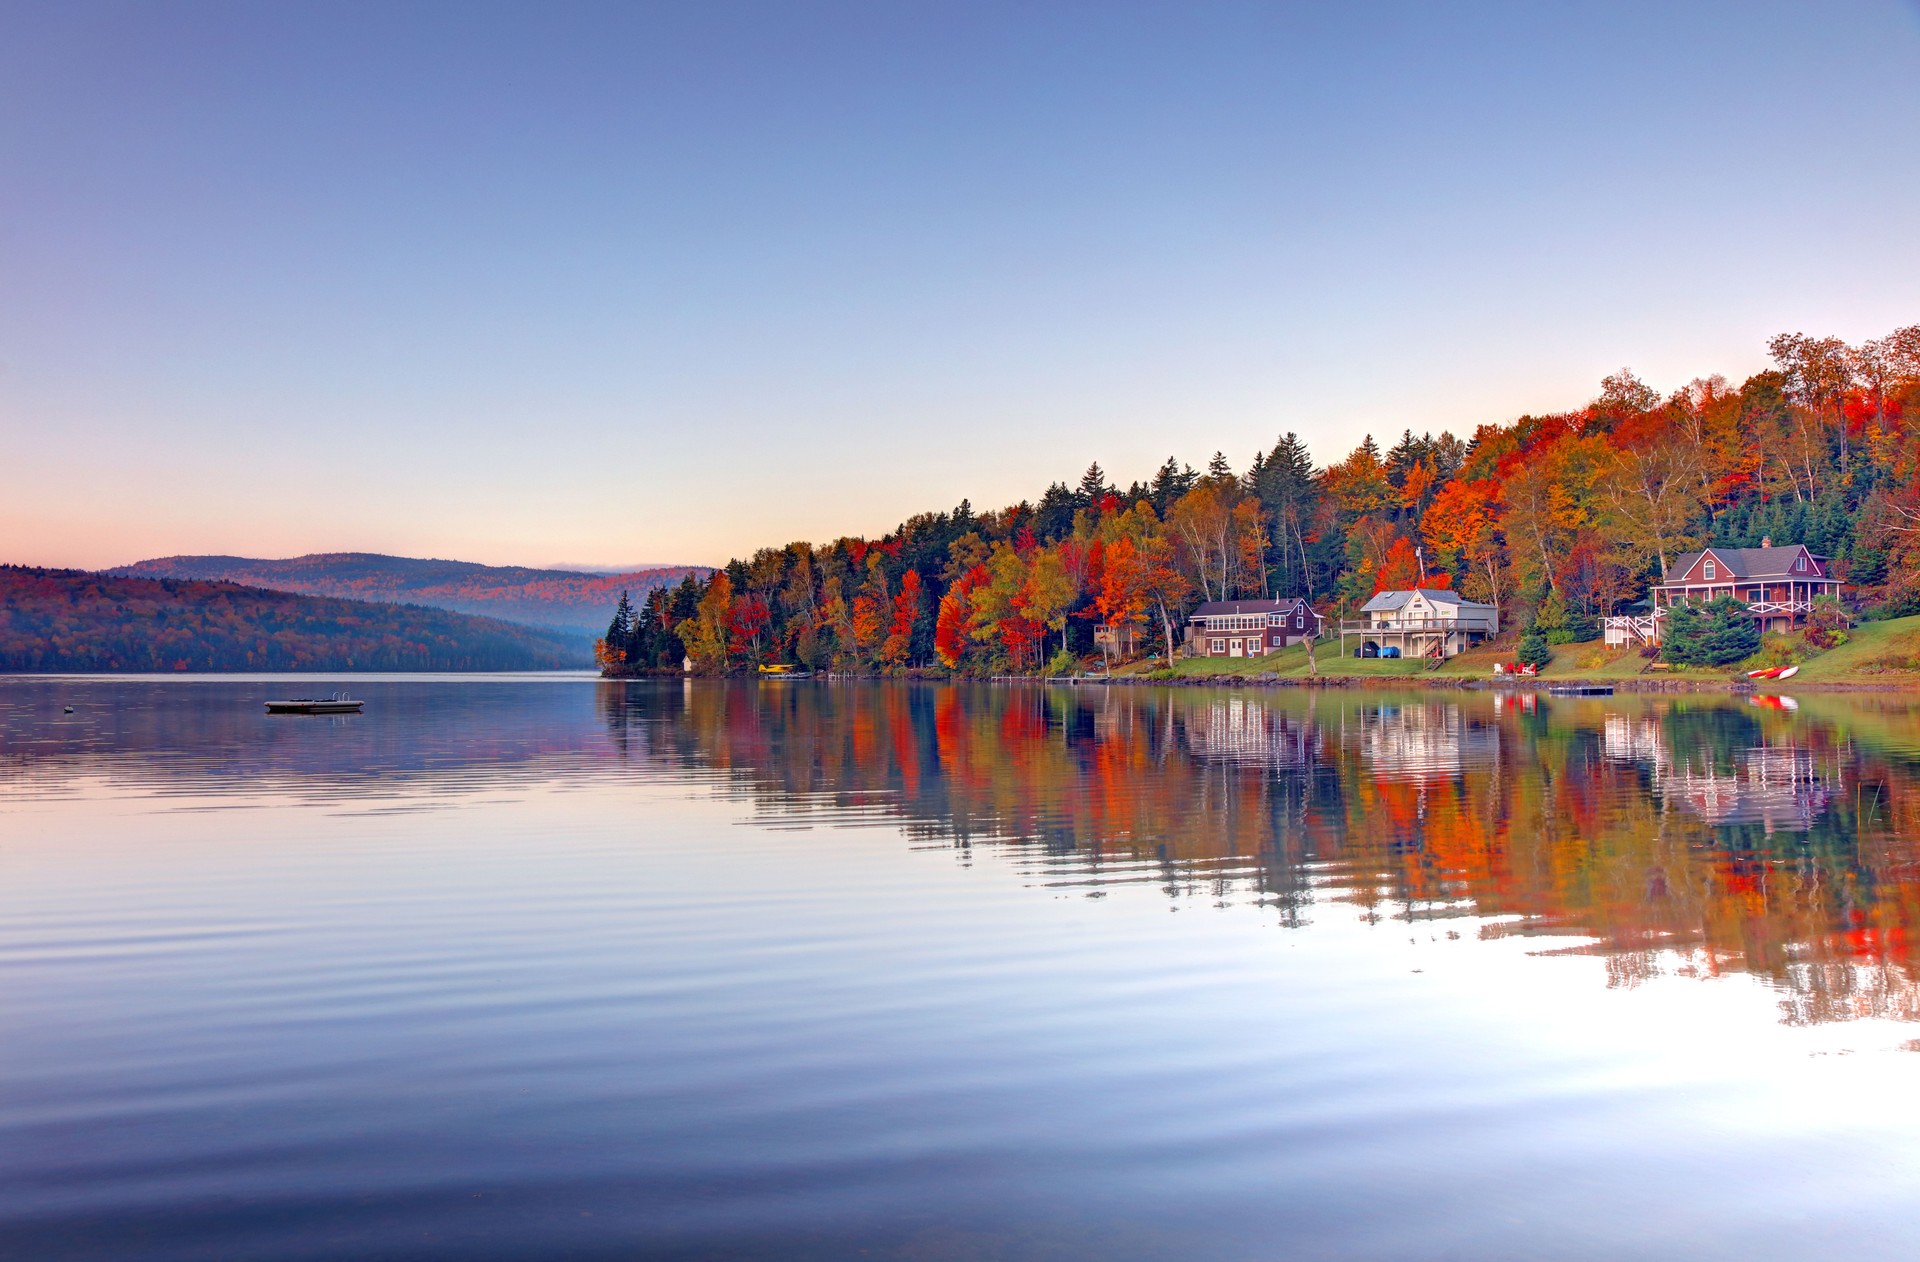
[1361,588,1491,613]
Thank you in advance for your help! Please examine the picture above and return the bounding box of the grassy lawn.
[1107,613,1920,687]
[1787,614,1920,682]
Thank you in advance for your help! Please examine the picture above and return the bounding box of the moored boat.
[265,694,363,714]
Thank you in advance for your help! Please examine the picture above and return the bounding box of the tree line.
[1,567,592,672]
[601,323,1920,676]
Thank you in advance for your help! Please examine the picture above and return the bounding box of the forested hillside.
[113,553,706,636]
[1,568,592,672]
[602,324,1920,677]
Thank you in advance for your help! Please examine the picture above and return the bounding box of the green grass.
[1784,614,1920,681]
[1111,613,1920,687]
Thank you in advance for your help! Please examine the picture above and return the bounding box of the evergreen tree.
[1696,594,1762,665]
[1534,590,1572,644]
[1148,458,1197,514]
[606,590,634,644]
[1517,626,1553,669]
[1664,595,1760,666]
[1076,463,1110,504]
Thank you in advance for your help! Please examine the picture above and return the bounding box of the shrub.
[1802,625,1848,651]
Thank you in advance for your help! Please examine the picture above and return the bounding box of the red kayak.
[1745,665,1800,680]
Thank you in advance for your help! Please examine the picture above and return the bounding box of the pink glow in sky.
[4,2,1918,570]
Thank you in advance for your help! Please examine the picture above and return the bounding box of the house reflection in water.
[604,682,1920,1027]
[1353,700,1500,784]
[1605,711,1838,833]
[1664,744,1834,832]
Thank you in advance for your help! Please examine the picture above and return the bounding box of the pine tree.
[607,590,634,643]
[1076,463,1110,504]
[1148,458,1196,514]
[1663,595,1759,666]
[1517,627,1553,669]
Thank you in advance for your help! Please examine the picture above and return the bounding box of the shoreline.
[599,669,1920,693]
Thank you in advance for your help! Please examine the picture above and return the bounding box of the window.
[1210,639,1225,654]
[1294,612,1302,628]
[1703,559,1716,580]
[1794,555,1806,572]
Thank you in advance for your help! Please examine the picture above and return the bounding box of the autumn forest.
[601,324,1920,676]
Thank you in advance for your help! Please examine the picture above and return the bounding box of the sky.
[3,1,1918,571]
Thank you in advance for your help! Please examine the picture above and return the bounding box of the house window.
[1703,559,1716,580]
[1210,639,1225,654]
[1294,612,1302,628]
[1794,555,1806,572]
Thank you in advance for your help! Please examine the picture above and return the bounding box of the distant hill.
[110,553,708,636]
[0,566,593,672]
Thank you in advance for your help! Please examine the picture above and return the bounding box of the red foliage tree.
[1373,536,1423,593]
[881,569,925,666]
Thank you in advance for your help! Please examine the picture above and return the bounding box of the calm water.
[7,677,1920,1260]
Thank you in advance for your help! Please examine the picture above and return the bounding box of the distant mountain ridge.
[111,553,709,637]
[1,566,592,672]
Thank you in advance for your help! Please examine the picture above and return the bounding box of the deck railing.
[1339,617,1498,635]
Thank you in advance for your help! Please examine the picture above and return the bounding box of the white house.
[1341,588,1499,662]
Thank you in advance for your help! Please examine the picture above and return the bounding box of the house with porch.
[1185,597,1323,659]
[1602,541,1843,647]
[1341,589,1499,663]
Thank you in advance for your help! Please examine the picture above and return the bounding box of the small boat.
[265,693,363,715]
[1745,665,1801,681]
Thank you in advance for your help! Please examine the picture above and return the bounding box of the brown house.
[1185,598,1323,659]
[1607,541,1843,646]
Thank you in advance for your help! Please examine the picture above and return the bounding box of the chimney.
[1761,536,1771,548]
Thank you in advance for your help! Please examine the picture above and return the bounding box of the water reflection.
[600,682,1920,1026]
[7,678,1920,1027]
[11,678,1920,1261]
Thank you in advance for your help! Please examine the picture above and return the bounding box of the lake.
[5,676,1920,1260]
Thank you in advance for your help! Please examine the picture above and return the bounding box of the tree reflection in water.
[602,681,1920,1026]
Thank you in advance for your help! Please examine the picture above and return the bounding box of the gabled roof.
[1189,597,1316,618]
[1662,545,1825,583]
[1360,588,1487,612]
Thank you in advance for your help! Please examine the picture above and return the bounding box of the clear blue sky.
[4,1,1918,570]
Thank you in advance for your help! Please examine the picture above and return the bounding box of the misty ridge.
[0,566,594,672]
[110,553,710,638]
